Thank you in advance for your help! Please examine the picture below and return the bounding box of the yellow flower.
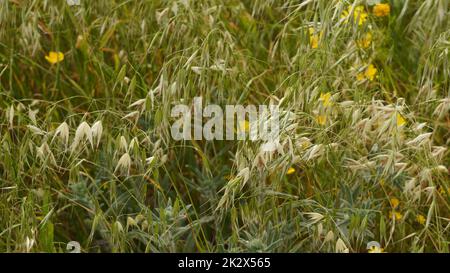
[389,210,403,220]
[341,5,368,26]
[416,214,426,225]
[357,32,372,48]
[316,115,327,125]
[45,51,64,64]
[396,113,406,127]
[308,27,322,49]
[287,167,296,175]
[319,92,332,107]
[357,64,377,81]
[365,64,377,80]
[373,3,390,17]
[390,198,400,209]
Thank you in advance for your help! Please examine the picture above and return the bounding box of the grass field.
[0,0,449,253]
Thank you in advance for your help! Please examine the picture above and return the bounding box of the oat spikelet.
[53,122,70,147]
[115,153,131,174]
[91,121,103,148]
[71,121,92,151]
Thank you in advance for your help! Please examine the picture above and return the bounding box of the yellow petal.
[341,10,349,20]
[373,3,390,17]
[365,64,377,81]
[396,113,406,127]
[310,35,319,49]
[319,92,332,107]
[357,32,372,48]
[354,6,368,26]
[308,28,321,49]
[416,214,426,225]
[341,6,368,26]
[389,210,402,220]
[390,198,400,209]
[316,115,326,125]
[287,167,296,175]
[45,51,64,64]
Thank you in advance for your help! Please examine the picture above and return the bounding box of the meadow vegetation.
[0,0,449,252]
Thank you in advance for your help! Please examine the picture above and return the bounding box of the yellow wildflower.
[319,92,332,107]
[316,115,326,125]
[357,64,377,81]
[341,6,368,26]
[396,113,406,127]
[373,3,390,17]
[308,27,322,49]
[287,167,296,175]
[389,210,402,221]
[357,32,372,48]
[45,51,64,64]
[365,64,377,80]
[416,214,426,225]
[390,198,400,209]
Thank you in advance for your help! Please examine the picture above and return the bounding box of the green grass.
[0,0,449,253]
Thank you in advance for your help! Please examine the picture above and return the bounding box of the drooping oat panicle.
[53,122,70,147]
[91,121,103,149]
[115,153,132,174]
[71,121,92,151]
[27,125,46,136]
